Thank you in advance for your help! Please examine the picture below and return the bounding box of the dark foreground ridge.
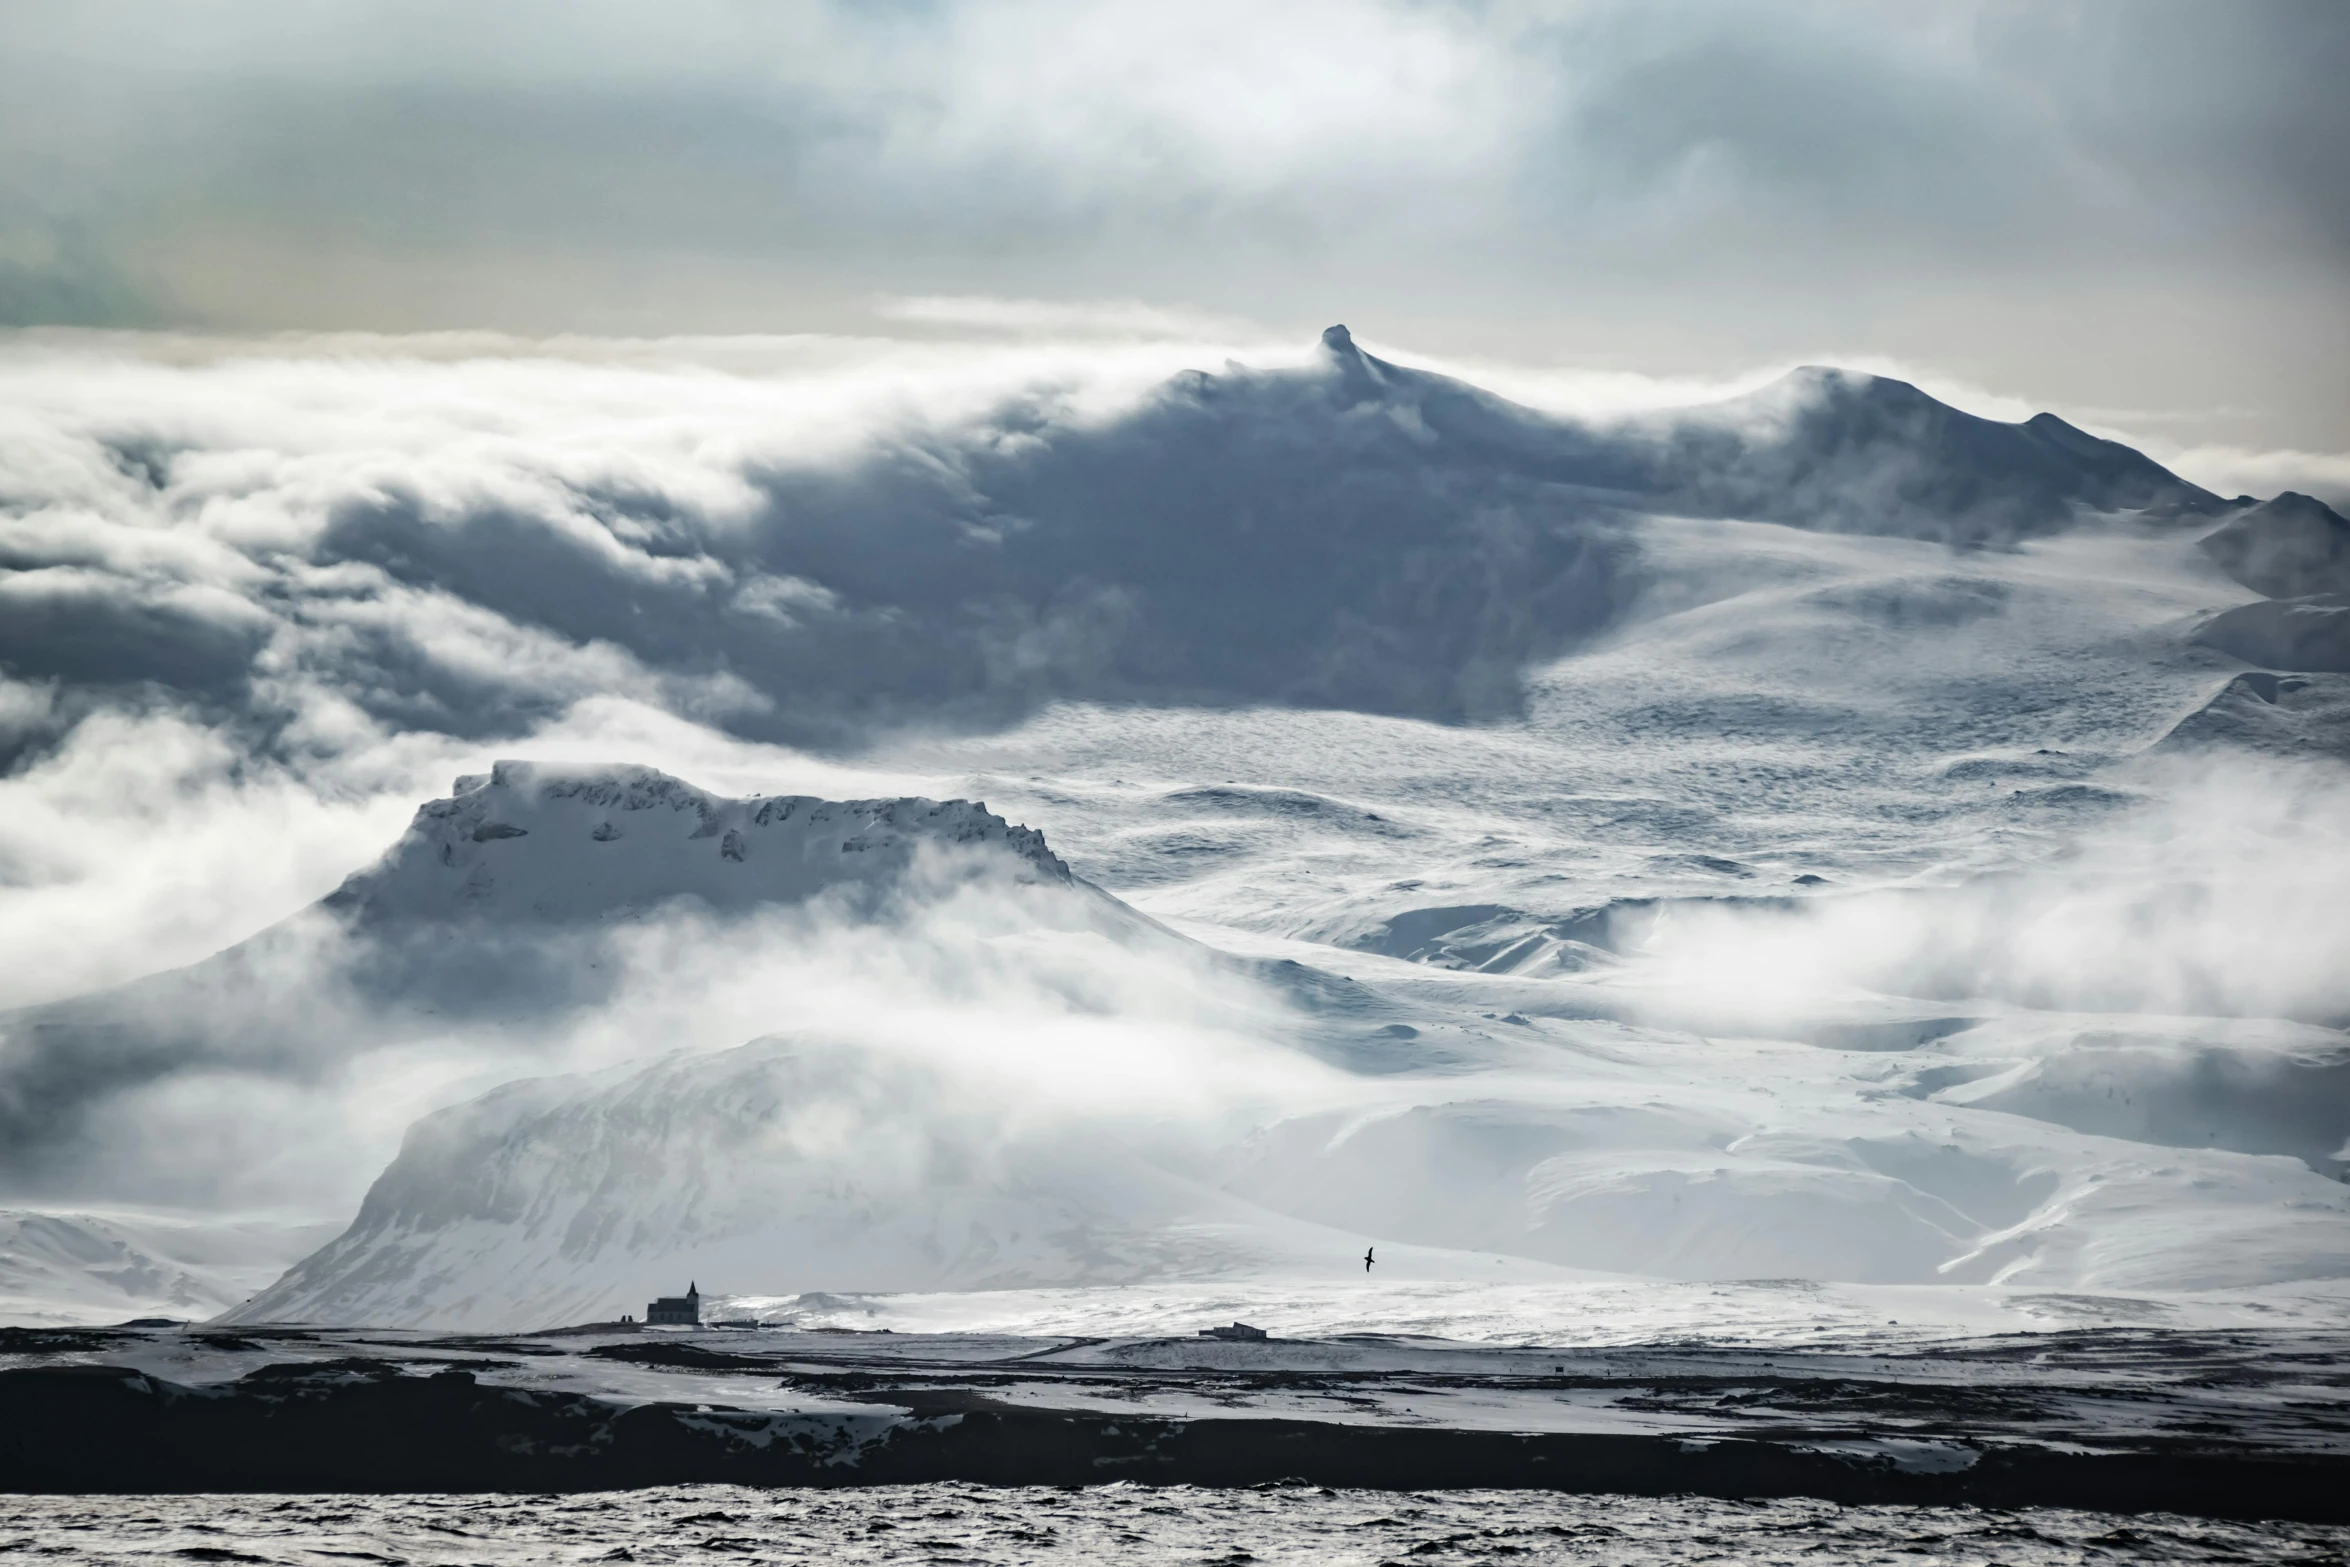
[2,1361,2340,1519]
[1,1323,2344,1520]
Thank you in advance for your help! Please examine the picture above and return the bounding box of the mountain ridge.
[0,327,2265,757]
[1312,324,2222,540]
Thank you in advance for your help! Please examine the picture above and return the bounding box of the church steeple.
[645,1281,703,1325]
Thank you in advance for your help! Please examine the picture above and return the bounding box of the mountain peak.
[1771,364,1934,409]
[325,762,1069,925]
[1315,322,1393,402]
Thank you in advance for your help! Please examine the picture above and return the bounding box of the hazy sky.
[1,2,2345,447]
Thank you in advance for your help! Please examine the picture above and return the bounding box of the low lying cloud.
[2,327,2343,1289]
[0,700,437,1009]
[5,0,2343,457]
[1612,751,2350,1031]
[0,326,2320,1039]
[0,331,1649,782]
[3,842,1328,1219]
[2156,444,2350,513]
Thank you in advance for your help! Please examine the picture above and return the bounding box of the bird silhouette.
[1363,1247,1375,1273]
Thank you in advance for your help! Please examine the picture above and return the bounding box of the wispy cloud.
[874,296,1259,340]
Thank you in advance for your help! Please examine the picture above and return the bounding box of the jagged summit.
[326,760,1069,925]
[1314,321,1393,403]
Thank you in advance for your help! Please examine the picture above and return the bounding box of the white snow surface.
[8,347,2350,1335]
[0,1209,338,1327]
[331,758,1070,925]
[228,515,2350,1328]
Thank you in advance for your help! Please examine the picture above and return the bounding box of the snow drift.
[2195,594,2350,674]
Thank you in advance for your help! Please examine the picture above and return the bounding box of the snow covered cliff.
[325,759,1069,926]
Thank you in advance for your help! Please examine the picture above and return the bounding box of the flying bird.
[1363,1247,1375,1273]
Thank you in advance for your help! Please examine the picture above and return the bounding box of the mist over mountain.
[230,1032,1401,1330]
[0,329,2231,771]
[2,330,2347,1336]
[0,761,1096,1208]
[8,4,2350,1529]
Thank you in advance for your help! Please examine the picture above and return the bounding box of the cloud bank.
[1,0,2343,455]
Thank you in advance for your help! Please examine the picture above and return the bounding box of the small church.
[646,1282,701,1326]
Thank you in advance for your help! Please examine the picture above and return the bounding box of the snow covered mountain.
[0,1209,339,1328]
[10,333,2350,1334]
[239,953,2350,1329]
[0,327,2242,758]
[230,1035,1533,1330]
[1653,362,2224,541]
[0,764,1084,1204]
[324,759,1071,925]
[712,326,2230,733]
[2199,491,2350,601]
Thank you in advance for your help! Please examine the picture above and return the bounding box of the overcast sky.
[1,1,2344,451]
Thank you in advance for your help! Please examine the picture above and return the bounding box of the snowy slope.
[0,764,1087,1212]
[238,935,2350,1328]
[232,1035,1583,1330]
[212,410,2350,1330]
[2199,491,2350,600]
[0,1209,337,1327]
[10,337,2350,1333]
[1651,363,2222,542]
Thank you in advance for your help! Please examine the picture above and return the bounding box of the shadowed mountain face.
[611,331,2221,735]
[2188,493,2350,677]
[2199,492,2350,600]
[0,331,2224,754]
[2195,594,2350,675]
[715,328,1639,731]
[1650,367,2221,542]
